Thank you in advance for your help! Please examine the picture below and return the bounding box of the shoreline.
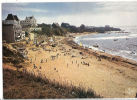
[3,33,137,98]
[70,32,137,67]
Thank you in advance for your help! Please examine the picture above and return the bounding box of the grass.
[3,68,101,99]
[3,44,24,67]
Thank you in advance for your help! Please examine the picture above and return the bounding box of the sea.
[74,26,137,62]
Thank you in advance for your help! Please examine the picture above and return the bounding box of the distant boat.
[130,51,135,55]
[114,39,118,41]
[93,44,99,48]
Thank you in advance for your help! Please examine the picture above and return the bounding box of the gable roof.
[26,16,35,20]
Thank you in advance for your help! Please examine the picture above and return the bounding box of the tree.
[52,23,59,28]
[61,23,70,28]
[80,24,86,32]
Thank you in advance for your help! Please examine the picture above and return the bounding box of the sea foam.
[74,26,137,62]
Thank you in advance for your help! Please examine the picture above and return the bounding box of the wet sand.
[20,34,137,98]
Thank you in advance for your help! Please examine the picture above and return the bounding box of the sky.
[2,2,137,27]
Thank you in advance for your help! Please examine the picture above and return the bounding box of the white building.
[20,16,37,28]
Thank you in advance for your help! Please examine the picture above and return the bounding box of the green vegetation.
[3,44,24,66]
[61,23,121,33]
[37,23,67,36]
[36,22,121,36]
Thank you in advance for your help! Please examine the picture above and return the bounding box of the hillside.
[3,42,100,99]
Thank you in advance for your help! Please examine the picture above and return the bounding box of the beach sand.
[4,33,137,98]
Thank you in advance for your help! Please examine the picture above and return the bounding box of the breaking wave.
[81,33,137,41]
[74,26,137,62]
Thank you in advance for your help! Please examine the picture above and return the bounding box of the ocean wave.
[81,34,137,41]
[73,37,79,43]
[74,32,137,62]
[120,50,132,54]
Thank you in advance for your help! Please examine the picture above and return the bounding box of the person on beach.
[33,64,37,69]
[98,57,101,61]
[23,68,26,73]
[41,59,43,63]
[88,63,89,66]
[30,58,32,63]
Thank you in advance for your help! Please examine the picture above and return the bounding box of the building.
[2,14,25,42]
[20,16,37,28]
[22,27,42,33]
[20,16,42,33]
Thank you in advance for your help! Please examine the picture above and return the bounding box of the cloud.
[18,7,48,13]
[38,11,137,26]
[3,6,48,13]
[2,2,137,26]
[96,2,137,13]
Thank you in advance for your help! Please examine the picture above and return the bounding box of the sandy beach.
[2,2,137,99]
[9,33,135,98]
[3,33,137,98]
